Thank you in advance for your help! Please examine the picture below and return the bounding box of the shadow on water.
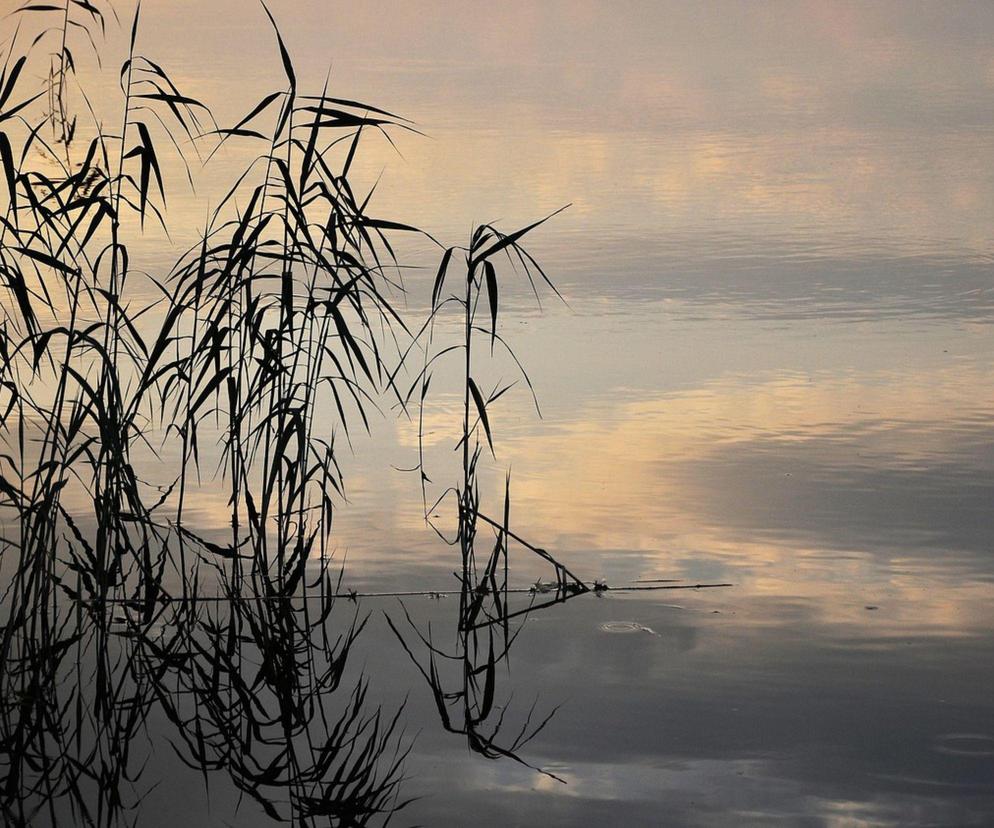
[0,1,614,823]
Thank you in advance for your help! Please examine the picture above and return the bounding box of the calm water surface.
[9,1,994,825]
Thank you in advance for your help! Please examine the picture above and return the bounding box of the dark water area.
[1,1,994,826]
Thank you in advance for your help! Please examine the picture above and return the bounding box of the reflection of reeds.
[0,0,590,821]
[144,565,412,824]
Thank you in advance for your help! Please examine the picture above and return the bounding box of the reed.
[0,1,585,823]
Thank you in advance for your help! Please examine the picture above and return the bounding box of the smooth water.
[6,1,994,825]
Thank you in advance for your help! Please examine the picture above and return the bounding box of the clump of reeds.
[0,0,586,822]
[0,1,421,822]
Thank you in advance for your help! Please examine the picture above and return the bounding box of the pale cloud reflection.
[450,365,994,637]
[43,0,993,259]
[502,366,994,531]
[127,350,994,642]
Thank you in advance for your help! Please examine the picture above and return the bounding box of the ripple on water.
[934,733,994,758]
[599,621,658,635]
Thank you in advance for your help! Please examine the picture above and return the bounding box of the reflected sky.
[66,0,994,267]
[5,0,994,824]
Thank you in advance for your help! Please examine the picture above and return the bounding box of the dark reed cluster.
[0,1,583,824]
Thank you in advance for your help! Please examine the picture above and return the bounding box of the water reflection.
[0,537,413,826]
[4,0,994,824]
[381,585,993,826]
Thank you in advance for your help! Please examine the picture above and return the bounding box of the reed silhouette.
[0,1,589,823]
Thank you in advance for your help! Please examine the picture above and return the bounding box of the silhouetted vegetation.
[0,1,591,824]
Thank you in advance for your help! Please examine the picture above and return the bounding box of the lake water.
[3,1,994,825]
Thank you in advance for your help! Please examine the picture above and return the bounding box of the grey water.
[5,1,994,825]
